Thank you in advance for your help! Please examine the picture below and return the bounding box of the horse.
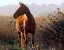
[13,2,36,48]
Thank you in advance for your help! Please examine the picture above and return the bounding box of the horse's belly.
[26,24,34,33]
[16,22,35,33]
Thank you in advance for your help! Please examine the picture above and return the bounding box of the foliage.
[0,8,64,49]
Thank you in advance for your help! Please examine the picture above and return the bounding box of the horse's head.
[13,2,30,19]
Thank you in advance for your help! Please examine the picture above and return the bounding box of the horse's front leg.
[18,31,25,48]
[31,31,35,48]
[21,32,25,48]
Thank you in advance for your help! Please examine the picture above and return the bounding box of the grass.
[0,8,64,50]
[0,44,25,50]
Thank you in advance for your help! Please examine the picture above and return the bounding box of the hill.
[0,2,64,16]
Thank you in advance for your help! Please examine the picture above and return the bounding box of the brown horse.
[13,2,36,48]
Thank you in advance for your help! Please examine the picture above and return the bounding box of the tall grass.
[0,8,64,50]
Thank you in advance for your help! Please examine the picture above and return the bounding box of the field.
[0,9,64,50]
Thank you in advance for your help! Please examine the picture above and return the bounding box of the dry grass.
[0,8,64,50]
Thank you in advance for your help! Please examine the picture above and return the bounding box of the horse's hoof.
[32,45,35,48]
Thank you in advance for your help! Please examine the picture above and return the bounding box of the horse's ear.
[19,2,23,6]
[18,2,23,7]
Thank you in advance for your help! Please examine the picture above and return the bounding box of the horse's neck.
[27,15,33,24]
[25,8,33,19]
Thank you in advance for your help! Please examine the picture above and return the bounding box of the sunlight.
[16,14,28,32]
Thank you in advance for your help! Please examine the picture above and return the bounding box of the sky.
[0,0,64,6]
